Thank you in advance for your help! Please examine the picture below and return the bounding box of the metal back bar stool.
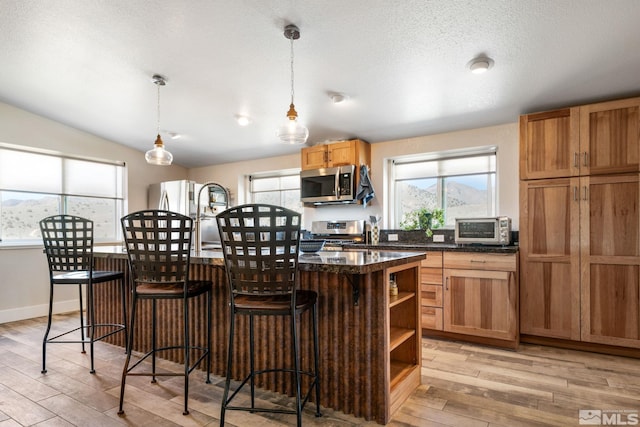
[118,209,212,416]
[216,204,321,427]
[39,214,127,374]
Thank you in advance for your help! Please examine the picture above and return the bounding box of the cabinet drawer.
[421,284,442,306]
[421,267,443,285]
[422,306,443,330]
[421,251,443,268]
[444,252,516,271]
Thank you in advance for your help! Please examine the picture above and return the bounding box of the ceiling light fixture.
[468,56,494,74]
[145,74,173,166]
[329,92,348,104]
[236,115,251,126]
[276,24,308,145]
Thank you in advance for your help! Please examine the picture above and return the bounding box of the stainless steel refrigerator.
[147,180,222,248]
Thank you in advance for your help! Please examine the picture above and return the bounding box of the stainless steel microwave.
[455,216,511,245]
[300,165,356,204]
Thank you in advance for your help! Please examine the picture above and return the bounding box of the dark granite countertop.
[344,242,519,254]
[93,245,426,274]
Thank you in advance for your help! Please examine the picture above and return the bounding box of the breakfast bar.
[93,247,425,424]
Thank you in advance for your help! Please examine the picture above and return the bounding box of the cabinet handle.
[583,185,588,201]
[470,259,486,263]
[582,152,589,167]
[445,277,449,291]
[573,152,579,168]
[573,186,578,201]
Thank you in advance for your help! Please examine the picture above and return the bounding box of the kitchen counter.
[94,245,426,273]
[92,245,425,424]
[346,242,519,253]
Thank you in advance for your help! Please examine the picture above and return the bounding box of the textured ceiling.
[1,0,640,167]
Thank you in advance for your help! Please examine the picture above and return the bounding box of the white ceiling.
[2,0,640,168]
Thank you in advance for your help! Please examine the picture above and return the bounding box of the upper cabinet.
[520,97,640,180]
[580,97,640,176]
[301,139,371,170]
[519,108,580,180]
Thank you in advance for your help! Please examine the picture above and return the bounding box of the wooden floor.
[1,313,639,427]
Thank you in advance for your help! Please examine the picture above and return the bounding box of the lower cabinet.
[420,250,519,347]
[443,252,519,344]
[420,251,443,331]
[386,261,422,419]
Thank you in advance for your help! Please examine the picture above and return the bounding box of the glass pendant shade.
[145,134,173,165]
[277,24,308,145]
[146,74,173,166]
[277,103,309,144]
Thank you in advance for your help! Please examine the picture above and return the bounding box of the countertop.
[93,245,426,275]
[345,242,519,254]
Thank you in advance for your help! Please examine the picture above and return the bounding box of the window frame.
[0,143,127,246]
[388,146,497,229]
[247,168,303,216]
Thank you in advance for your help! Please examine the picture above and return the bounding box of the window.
[0,144,126,243]
[391,149,496,228]
[249,171,302,216]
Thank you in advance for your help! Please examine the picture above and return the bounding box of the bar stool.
[39,214,127,374]
[216,204,321,427]
[118,209,212,416]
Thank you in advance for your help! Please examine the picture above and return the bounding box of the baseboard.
[0,299,80,324]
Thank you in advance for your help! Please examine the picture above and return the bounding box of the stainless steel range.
[309,220,366,250]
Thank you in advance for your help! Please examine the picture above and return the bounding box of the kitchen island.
[93,246,425,425]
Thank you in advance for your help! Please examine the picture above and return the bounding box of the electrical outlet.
[388,233,398,241]
[432,234,445,242]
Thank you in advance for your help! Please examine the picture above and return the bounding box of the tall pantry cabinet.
[519,96,640,349]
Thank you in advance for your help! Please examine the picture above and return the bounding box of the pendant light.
[145,74,173,165]
[276,24,309,145]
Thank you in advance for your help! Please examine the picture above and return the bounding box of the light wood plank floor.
[1,313,639,426]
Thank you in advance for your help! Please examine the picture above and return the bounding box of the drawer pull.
[470,259,487,263]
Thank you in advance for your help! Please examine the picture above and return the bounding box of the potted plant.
[400,208,444,237]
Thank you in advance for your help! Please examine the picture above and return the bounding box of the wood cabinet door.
[327,140,355,167]
[580,174,640,348]
[519,178,581,339]
[519,108,580,180]
[443,268,517,341]
[579,97,640,176]
[300,145,327,170]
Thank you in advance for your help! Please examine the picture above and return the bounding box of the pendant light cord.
[157,82,161,136]
[289,35,295,105]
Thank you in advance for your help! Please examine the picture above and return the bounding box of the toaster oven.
[454,217,511,245]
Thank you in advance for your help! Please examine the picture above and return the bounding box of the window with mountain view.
[249,172,302,216]
[392,151,496,228]
[0,145,125,243]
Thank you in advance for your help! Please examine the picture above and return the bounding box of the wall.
[0,101,187,323]
[190,123,519,231]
